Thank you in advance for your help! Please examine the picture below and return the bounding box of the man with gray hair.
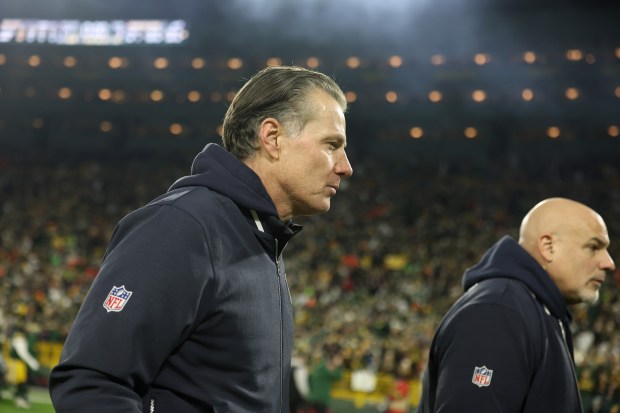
[50,66,353,412]
[418,198,615,413]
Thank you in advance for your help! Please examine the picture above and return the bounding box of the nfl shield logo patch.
[472,366,493,387]
[103,285,133,312]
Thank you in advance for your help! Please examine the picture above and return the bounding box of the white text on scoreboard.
[0,19,189,46]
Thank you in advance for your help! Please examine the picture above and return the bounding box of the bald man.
[418,198,615,413]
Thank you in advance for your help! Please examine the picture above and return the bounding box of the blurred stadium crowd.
[1,153,619,411]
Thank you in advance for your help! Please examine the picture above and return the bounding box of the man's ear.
[538,234,554,263]
[258,117,282,160]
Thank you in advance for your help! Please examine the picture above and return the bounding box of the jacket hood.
[463,235,572,325]
[168,143,278,218]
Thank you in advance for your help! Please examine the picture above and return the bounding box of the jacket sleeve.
[430,302,536,413]
[49,204,212,413]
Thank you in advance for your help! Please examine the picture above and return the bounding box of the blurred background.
[0,0,619,411]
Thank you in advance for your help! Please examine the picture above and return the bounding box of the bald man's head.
[519,198,603,250]
[518,197,615,304]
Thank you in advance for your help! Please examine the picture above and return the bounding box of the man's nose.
[336,151,353,178]
[601,251,616,272]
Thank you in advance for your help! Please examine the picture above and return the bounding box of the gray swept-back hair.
[222,65,347,159]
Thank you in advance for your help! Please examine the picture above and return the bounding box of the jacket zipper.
[531,295,583,412]
[275,238,283,413]
[557,319,583,412]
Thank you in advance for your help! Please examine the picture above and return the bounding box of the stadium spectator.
[5,322,40,409]
[308,348,344,413]
[290,350,311,413]
[385,357,413,413]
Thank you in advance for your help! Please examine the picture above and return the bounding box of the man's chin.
[580,290,600,305]
[310,202,331,216]
[293,202,331,218]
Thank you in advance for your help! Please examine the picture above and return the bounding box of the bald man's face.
[546,213,615,304]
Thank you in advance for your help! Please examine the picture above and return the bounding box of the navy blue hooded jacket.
[418,236,582,413]
[50,144,301,412]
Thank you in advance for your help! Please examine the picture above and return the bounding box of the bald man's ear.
[539,234,554,263]
[258,118,282,160]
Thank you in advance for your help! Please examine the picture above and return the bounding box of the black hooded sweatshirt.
[418,236,582,413]
[50,144,301,412]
